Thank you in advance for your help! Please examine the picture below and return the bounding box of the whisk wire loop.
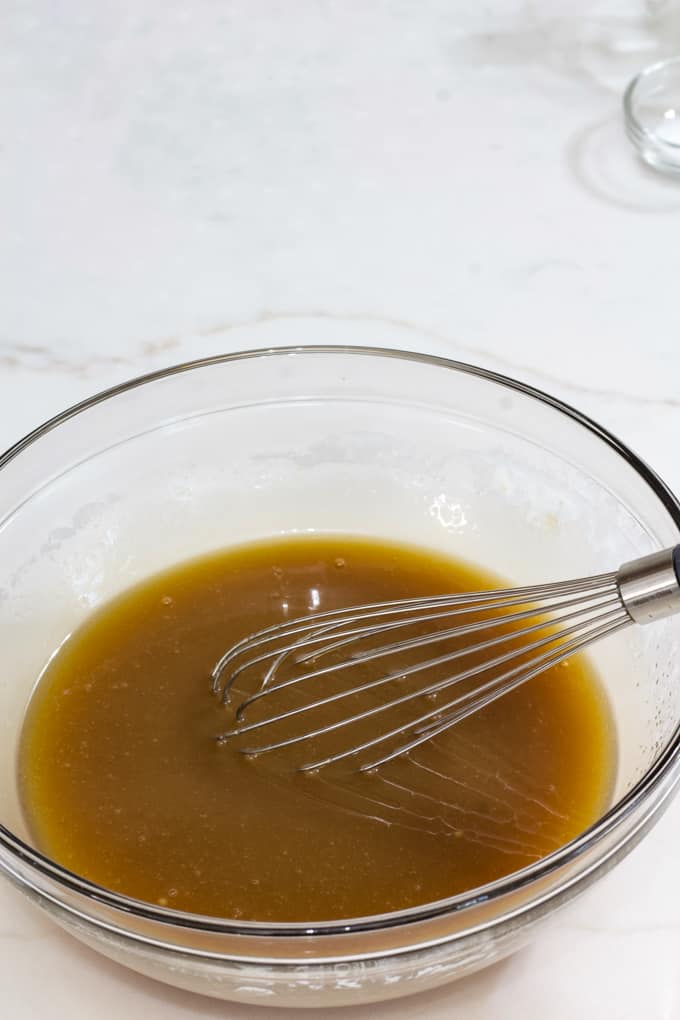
[211,546,680,771]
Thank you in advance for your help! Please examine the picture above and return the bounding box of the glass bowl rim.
[623,55,680,156]
[1,344,679,941]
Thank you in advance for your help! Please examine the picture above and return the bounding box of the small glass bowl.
[624,55,680,174]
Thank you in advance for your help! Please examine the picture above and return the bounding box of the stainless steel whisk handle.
[617,545,680,624]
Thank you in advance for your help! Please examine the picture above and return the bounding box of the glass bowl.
[624,55,680,173]
[0,347,678,1008]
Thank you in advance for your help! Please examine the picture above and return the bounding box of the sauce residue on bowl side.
[19,535,615,922]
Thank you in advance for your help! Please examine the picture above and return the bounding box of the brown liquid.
[19,535,614,922]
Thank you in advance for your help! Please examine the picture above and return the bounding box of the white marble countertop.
[1,2,679,1017]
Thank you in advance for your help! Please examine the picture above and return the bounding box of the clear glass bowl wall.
[0,348,678,1007]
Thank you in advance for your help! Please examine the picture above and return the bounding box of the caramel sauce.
[19,535,614,921]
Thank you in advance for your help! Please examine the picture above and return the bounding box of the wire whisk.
[211,546,680,772]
